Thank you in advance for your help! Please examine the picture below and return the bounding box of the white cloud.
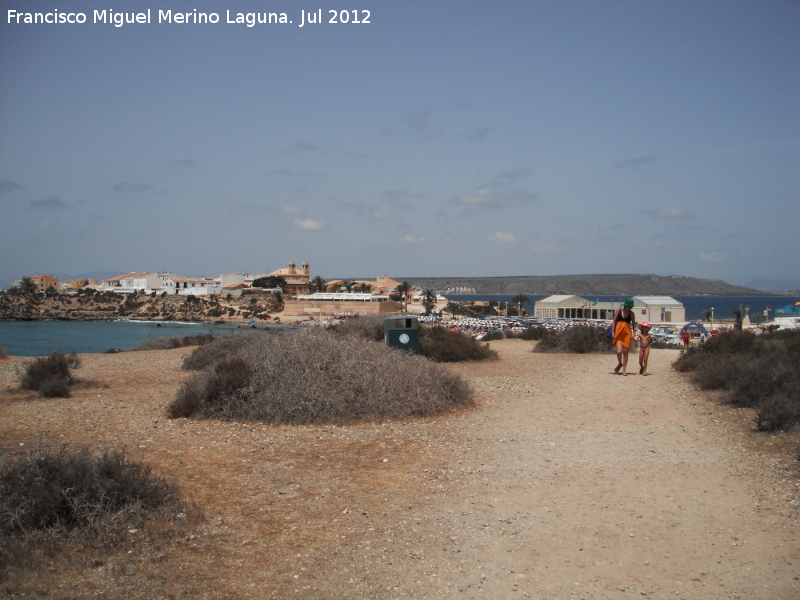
[452,188,497,207]
[278,205,301,215]
[372,205,399,220]
[699,251,723,262]
[30,196,69,210]
[530,244,559,253]
[293,218,325,231]
[401,235,426,244]
[485,231,517,244]
[450,187,535,210]
[650,206,692,220]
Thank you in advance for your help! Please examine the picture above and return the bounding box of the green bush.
[673,330,800,431]
[534,325,613,354]
[168,330,473,424]
[17,352,80,397]
[419,326,498,363]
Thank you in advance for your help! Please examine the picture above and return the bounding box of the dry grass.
[168,330,473,424]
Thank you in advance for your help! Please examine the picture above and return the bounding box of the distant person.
[635,322,653,376]
[681,326,691,349]
[612,298,636,376]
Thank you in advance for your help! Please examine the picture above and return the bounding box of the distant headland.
[399,274,767,296]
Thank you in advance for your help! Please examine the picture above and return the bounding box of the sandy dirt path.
[1,339,798,599]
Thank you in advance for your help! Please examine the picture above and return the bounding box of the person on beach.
[681,326,691,349]
[612,298,636,376]
[635,322,653,375]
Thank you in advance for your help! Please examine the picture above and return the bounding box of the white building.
[534,294,684,323]
[101,272,175,294]
[630,296,685,324]
[163,276,220,295]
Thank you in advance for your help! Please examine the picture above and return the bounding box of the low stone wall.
[283,300,401,317]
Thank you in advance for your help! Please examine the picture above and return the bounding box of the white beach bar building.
[534,294,684,324]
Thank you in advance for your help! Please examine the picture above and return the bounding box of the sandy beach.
[1,339,798,599]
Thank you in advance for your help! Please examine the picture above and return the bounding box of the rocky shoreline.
[0,290,282,323]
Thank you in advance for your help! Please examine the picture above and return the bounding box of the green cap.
[624,298,634,307]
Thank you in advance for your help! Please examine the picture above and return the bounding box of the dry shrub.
[334,316,498,363]
[673,330,800,431]
[133,332,214,351]
[332,314,385,341]
[17,352,80,398]
[182,332,269,371]
[168,331,473,424]
[419,326,498,363]
[515,327,548,341]
[480,332,505,341]
[0,445,183,575]
[534,325,613,354]
[0,345,9,360]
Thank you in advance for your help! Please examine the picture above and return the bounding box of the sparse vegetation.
[674,330,800,431]
[182,332,270,371]
[480,331,505,341]
[168,331,473,424]
[333,315,498,363]
[419,326,498,363]
[132,332,214,351]
[0,445,184,576]
[17,352,80,398]
[0,345,9,360]
[333,314,385,341]
[534,325,614,354]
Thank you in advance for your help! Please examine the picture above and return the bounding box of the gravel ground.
[0,339,798,599]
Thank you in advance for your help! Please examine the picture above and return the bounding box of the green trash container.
[384,316,420,354]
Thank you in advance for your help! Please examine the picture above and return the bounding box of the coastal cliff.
[0,290,282,322]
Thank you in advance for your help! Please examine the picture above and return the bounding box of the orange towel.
[612,321,633,348]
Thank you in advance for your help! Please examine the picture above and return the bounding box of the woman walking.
[612,298,636,376]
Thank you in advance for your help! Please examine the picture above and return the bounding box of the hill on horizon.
[399,274,767,296]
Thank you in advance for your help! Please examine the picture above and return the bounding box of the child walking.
[635,322,653,375]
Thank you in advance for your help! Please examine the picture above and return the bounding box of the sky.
[1,0,798,288]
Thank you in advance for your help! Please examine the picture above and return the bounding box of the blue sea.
[447,295,796,322]
[0,320,284,357]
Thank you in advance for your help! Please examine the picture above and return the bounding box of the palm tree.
[421,289,437,315]
[732,304,749,332]
[18,276,37,294]
[310,275,327,294]
[354,282,372,293]
[395,282,411,313]
[511,294,530,317]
